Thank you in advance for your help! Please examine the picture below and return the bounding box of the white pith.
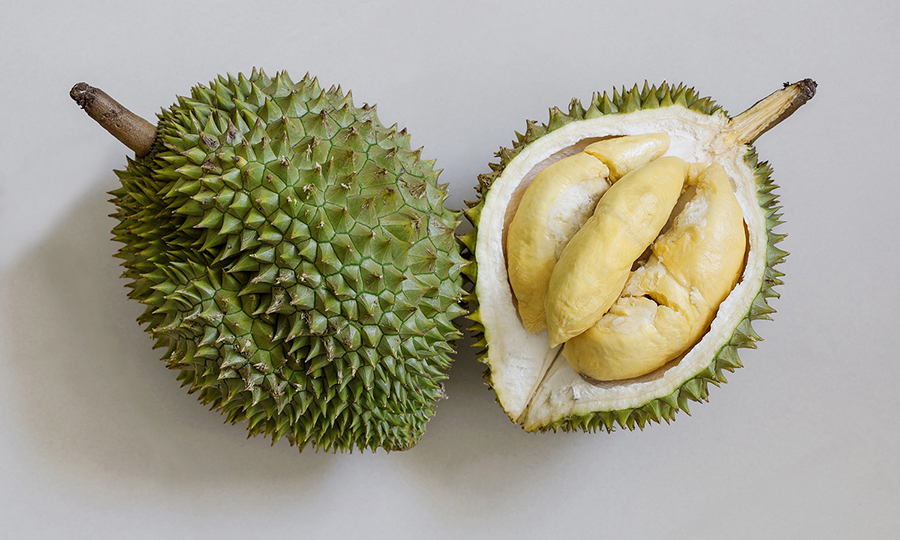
[475,106,766,430]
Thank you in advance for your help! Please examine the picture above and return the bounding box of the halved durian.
[462,80,815,431]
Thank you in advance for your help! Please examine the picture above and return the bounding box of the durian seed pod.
[464,80,815,432]
[71,70,467,452]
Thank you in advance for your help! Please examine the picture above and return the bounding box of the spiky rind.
[463,82,785,431]
[112,69,466,452]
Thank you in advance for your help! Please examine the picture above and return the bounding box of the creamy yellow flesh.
[583,133,670,182]
[506,134,670,333]
[505,133,747,382]
[562,163,747,380]
[544,156,688,347]
[506,153,610,332]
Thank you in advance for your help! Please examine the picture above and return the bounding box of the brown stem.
[718,79,817,147]
[70,83,157,157]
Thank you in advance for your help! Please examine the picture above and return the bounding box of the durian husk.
[106,69,468,451]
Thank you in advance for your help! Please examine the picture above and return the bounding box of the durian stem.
[70,83,157,157]
[720,79,817,146]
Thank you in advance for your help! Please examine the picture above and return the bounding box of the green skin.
[462,82,787,431]
[112,70,466,451]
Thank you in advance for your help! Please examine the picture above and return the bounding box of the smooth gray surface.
[1,1,897,538]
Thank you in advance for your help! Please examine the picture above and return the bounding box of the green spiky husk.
[111,69,467,451]
[461,82,786,432]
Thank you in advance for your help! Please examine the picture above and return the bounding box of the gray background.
[1,0,897,538]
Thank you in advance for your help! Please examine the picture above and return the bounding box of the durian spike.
[70,82,157,157]
[718,79,816,147]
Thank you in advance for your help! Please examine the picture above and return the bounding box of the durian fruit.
[70,69,467,451]
[463,80,815,432]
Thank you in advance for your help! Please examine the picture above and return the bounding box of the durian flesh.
[466,82,813,432]
[543,156,746,381]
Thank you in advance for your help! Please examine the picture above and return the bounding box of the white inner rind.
[475,107,765,430]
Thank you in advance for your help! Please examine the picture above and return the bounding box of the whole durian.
[71,69,467,451]
[463,80,815,431]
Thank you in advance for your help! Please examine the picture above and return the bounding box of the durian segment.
[507,153,610,332]
[467,80,812,432]
[562,163,747,380]
[506,133,675,333]
[655,163,747,311]
[583,133,670,181]
[545,156,690,347]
